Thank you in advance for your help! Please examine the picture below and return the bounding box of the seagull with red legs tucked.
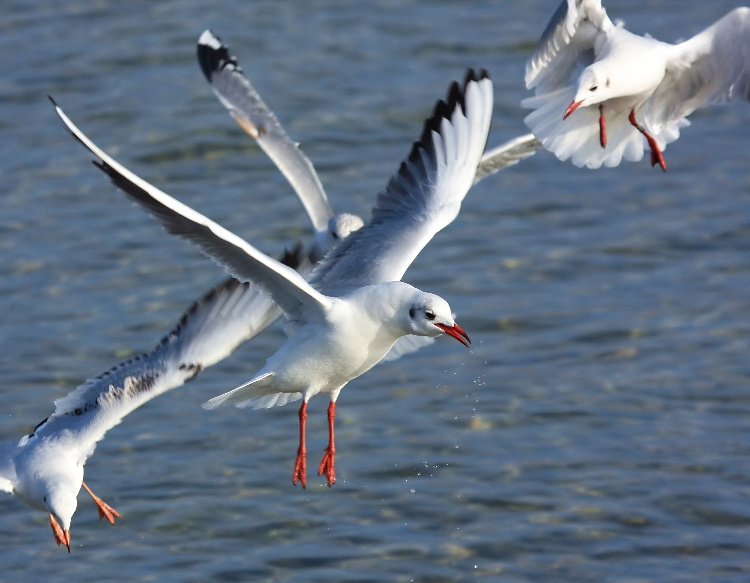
[55,69,491,488]
[0,277,268,550]
[523,0,750,170]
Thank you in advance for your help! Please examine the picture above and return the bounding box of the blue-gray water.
[2,1,750,581]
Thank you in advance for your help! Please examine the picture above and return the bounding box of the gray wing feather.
[28,277,273,460]
[650,8,750,126]
[197,30,334,236]
[474,133,542,183]
[51,98,331,320]
[309,69,493,296]
[525,0,610,93]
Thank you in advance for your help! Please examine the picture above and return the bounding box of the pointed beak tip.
[564,99,584,120]
[455,323,471,347]
[436,322,471,348]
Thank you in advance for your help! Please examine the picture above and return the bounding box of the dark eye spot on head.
[425,310,435,321]
[331,232,339,240]
[590,85,598,92]
[409,307,416,319]
[606,78,611,87]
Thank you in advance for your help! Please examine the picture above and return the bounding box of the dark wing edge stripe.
[197,29,240,82]
[373,68,490,224]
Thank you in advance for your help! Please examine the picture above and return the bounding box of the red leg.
[628,110,666,171]
[81,481,119,525]
[599,104,607,148]
[293,401,308,488]
[317,401,337,487]
[49,513,71,553]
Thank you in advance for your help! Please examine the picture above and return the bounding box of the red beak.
[564,99,584,120]
[435,322,471,348]
[50,514,71,553]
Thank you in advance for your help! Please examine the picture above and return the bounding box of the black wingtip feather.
[196,30,240,81]
[376,68,489,225]
[418,68,489,148]
[279,240,307,270]
[399,67,489,184]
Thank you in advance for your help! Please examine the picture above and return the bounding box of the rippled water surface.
[2,1,750,581]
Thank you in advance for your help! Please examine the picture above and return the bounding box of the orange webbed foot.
[82,481,119,525]
[293,449,307,489]
[317,448,336,487]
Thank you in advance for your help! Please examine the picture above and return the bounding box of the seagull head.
[405,293,470,348]
[312,212,365,262]
[565,66,611,119]
[328,213,365,242]
[44,484,78,552]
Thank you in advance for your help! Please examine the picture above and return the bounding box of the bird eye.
[409,307,416,319]
[331,232,339,240]
[590,85,598,91]
[425,310,435,321]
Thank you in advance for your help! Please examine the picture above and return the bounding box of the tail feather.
[235,391,303,410]
[202,372,278,409]
[523,87,687,169]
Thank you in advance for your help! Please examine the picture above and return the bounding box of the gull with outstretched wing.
[55,70,492,488]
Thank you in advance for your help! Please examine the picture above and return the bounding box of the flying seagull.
[55,69,492,488]
[1,278,270,550]
[524,0,750,169]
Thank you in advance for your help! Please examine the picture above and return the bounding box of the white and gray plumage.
[197,29,539,202]
[197,28,363,263]
[523,0,750,169]
[196,28,535,363]
[197,29,425,364]
[58,69,492,488]
[0,278,268,551]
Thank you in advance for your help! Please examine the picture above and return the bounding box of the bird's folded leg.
[628,110,666,171]
[317,401,337,487]
[49,513,71,552]
[599,104,607,148]
[293,401,308,488]
[81,481,120,524]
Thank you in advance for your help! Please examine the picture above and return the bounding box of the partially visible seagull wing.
[51,98,332,320]
[310,69,493,295]
[525,0,612,93]
[651,7,750,126]
[26,277,273,462]
[197,29,334,237]
[473,133,542,183]
[0,440,20,493]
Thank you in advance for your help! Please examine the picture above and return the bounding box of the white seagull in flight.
[523,0,750,170]
[55,69,492,488]
[194,29,538,363]
[0,278,268,550]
